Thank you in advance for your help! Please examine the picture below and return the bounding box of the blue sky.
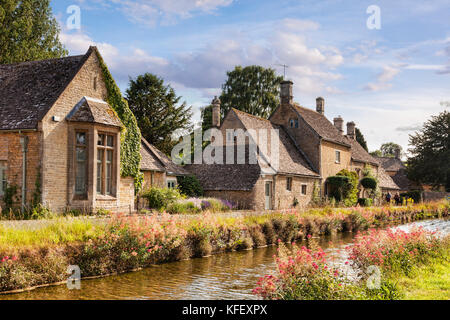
[51,0,450,153]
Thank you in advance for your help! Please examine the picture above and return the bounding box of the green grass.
[0,218,105,249]
[397,253,450,300]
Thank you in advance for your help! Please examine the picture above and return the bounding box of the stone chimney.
[316,97,324,114]
[333,116,344,135]
[211,96,221,128]
[395,148,401,159]
[347,121,356,140]
[280,80,293,105]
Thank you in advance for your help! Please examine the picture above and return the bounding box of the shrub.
[166,201,201,215]
[361,177,377,190]
[337,169,359,206]
[358,198,373,207]
[400,190,421,203]
[253,242,358,300]
[177,175,204,197]
[141,187,182,210]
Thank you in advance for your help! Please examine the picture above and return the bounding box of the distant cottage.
[188,81,400,210]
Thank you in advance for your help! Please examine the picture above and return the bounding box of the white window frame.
[0,163,7,196]
[286,177,292,191]
[167,178,177,189]
[335,150,341,164]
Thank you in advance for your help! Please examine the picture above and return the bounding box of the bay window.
[75,132,87,195]
[97,133,115,195]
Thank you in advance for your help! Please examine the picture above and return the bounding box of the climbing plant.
[95,50,143,192]
[336,169,359,206]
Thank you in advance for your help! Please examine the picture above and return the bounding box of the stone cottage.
[140,137,188,190]
[188,80,399,210]
[0,47,135,213]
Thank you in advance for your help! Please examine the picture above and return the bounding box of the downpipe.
[20,135,28,212]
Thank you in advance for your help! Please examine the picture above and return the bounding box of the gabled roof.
[346,137,379,166]
[292,104,350,147]
[377,166,401,190]
[231,108,319,177]
[375,157,406,172]
[0,48,96,130]
[67,97,123,128]
[140,138,188,175]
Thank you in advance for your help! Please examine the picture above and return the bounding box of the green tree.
[219,65,283,119]
[0,0,67,64]
[407,111,450,191]
[369,150,382,157]
[355,128,369,152]
[380,142,403,158]
[126,73,193,155]
[200,104,213,132]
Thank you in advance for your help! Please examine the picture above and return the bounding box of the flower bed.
[254,225,450,300]
[0,201,448,293]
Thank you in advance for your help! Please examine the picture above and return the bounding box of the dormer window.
[289,119,299,128]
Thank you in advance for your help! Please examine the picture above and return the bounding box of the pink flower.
[131,251,138,256]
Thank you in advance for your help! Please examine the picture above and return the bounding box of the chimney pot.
[316,97,324,114]
[333,116,344,135]
[211,96,221,128]
[346,121,356,140]
[280,80,293,105]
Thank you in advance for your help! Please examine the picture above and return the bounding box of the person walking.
[386,192,392,204]
[394,193,400,206]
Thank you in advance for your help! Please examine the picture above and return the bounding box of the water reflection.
[2,218,448,300]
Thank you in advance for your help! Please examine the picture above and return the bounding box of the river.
[1,218,449,300]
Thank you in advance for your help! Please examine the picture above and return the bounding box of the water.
[1,218,448,300]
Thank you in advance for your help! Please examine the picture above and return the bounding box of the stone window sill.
[96,194,117,201]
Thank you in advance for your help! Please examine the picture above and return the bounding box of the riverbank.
[254,223,450,300]
[0,201,448,294]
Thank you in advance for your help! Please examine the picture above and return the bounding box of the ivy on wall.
[95,50,143,192]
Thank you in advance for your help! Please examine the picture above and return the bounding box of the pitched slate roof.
[140,138,188,175]
[0,52,91,130]
[375,157,406,172]
[185,145,262,191]
[346,137,379,166]
[292,104,350,146]
[231,109,319,177]
[377,166,401,190]
[67,97,123,128]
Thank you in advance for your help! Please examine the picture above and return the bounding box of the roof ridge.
[231,108,271,123]
[0,54,85,68]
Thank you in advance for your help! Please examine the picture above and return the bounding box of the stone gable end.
[40,51,108,211]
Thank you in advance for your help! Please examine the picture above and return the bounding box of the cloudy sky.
[52,0,450,153]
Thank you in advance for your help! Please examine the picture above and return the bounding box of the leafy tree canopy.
[355,128,368,152]
[407,110,450,191]
[0,0,67,64]
[369,150,382,157]
[126,73,193,155]
[220,65,283,119]
[380,142,403,158]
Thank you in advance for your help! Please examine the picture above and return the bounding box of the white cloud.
[84,0,233,26]
[365,65,401,92]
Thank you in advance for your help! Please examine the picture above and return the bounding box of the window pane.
[76,147,86,161]
[107,135,114,147]
[75,160,86,194]
[98,134,105,146]
[97,150,103,194]
[76,132,86,145]
[106,150,112,194]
